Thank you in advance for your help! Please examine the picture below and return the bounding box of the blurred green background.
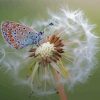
[0,0,100,100]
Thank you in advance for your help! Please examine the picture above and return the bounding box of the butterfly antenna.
[39,22,54,35]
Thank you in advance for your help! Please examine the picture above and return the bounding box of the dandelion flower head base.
[29,35,64,64]
[35,42,54,58]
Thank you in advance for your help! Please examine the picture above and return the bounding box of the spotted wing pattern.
[1,21,40,49]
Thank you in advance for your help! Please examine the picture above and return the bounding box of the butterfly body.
[1,21,42,49]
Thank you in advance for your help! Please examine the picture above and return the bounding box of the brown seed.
[29,48,36,52]
[54,55,60,61]
[50,35,56,43]
[55,47,63,52]
[44,58,48,64]
[56,49,64,53]
[48,35,53,42]
[46,57,51,63]
[59,50,64,53]
[59,43,64,47]
[55,42,64,47]
[53,52,61,58]
[50,56,57,62]
[40,59,45,66]
[54,39,62,46]
[53,36,60,43]
[29,53,35,57]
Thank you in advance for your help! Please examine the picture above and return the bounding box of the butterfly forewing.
[1,21,38,49]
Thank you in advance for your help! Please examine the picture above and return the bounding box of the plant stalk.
[54,71,67,100]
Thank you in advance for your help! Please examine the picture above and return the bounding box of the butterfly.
[1,21,43,49]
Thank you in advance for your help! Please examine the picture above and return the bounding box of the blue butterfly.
[1,21,54,49]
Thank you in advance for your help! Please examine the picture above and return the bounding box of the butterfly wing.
[1,21,39,49]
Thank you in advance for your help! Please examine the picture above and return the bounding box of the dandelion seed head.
[0,8,98,95]
[35,42,54,58]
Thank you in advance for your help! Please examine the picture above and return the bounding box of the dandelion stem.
[54,70,67,100]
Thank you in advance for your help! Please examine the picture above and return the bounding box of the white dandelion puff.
[16,8,98,96]
[0,8,98,100]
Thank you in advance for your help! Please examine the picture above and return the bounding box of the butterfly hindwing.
[1,21,39,49]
